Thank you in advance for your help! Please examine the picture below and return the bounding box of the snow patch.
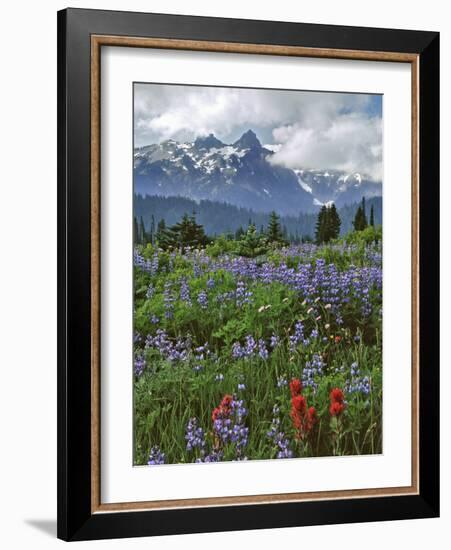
[294,171,313,194]
[313,198,335,207]
[263,143,282,153]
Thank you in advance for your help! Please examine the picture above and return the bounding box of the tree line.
[135,196,378,249]
[134,194,382,242]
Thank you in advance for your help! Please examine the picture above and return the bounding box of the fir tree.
[370,205,375,227]
[327,203,341,241]
[158,212,208,250]
[266,211,286,245]
[236,223,268,258]
[352,197,368,231]
[235,226,245,240]
[139,216,147,244]
[155,219,168,247]
[315,206,327,244]
[150,214,156,244]
[315,204,341,244]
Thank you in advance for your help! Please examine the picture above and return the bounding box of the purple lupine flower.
[196,450,223,463]
[134,353,146,376]
[185,418,206,452]
[244,335,256,357]
[145,329,191,362]
[345,361,371,396]
[267,404,293,459]
[289,321,304,351]
[163,281,175,319]
[194,343,209,360]
[350,361,359,377]
[270,334,280,349]
[310,328,319,339]
[206,277,215,289]
[302,353,325,391]
[146,283,155,299]
[179,277,192,306]
[212,395,249,460]
[258,338,268,360]
[232,342,245,359]
[235,280,253,308]
[147,446,165,465]
[197,290,208,309]
[151,252,159,276]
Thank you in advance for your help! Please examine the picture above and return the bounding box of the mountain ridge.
[134,130,382,215]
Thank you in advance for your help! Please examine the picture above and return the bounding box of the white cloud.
[134,84,382,180]
[269,114,383,181]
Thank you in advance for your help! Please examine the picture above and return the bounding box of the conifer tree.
[158,212,208,250]
[150,214,155,244]
[139,216,147,244]
[352,197,368,232]
[155,218,167,247]
[370,204,375,227]
[236,223,268,258]
[266,211,286,244]
[315,204,341,244]
[315,205,327,244]
[235,226,245,240]
[327,203,341,240]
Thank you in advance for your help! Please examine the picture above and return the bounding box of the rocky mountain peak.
[194,133,224,150]
[233,129,261,149]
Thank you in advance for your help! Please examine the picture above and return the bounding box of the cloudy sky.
[134,83,382,181]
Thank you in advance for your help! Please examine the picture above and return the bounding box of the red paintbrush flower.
[220,394,233,410]
[330,388,345,403]
[212,394,234,422]
[329,400,345,417]
[291,394,307,414]
[290,378,303,397]
[211,406,221,422]
[306,406,317,431]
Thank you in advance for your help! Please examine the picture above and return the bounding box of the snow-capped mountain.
[134,130,381,215]
[294,169,382,208]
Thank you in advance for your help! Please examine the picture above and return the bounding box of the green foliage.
[344,225,382,246]
[205,235,236,258]
[235,223,268,258]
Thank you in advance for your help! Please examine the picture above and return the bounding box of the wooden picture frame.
[57,7,439,541]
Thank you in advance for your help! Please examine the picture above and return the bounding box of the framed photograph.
[57,8,439,541]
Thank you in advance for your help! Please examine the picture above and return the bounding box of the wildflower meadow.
[133,218,383,465]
